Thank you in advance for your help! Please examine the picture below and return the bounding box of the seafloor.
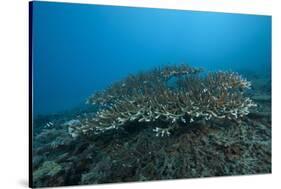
[32,72,271,187]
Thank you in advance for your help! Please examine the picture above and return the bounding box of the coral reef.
[32,65,271,187]
[70,65,256,137]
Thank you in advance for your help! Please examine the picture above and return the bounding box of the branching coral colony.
[68,64,256,138]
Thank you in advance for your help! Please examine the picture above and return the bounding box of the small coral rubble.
[71,64,256,137]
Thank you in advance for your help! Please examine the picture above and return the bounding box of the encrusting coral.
[69,64,256,138]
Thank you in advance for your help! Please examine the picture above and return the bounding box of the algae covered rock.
[34,161,62,180]
[33,161,64,187]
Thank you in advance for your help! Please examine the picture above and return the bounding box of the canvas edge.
[29,1,34,188]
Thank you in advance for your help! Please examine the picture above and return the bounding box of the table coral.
[69,65,256,137]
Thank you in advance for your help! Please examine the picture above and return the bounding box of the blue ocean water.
[32,1,271,115]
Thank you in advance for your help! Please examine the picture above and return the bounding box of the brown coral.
[70,64,256,137]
